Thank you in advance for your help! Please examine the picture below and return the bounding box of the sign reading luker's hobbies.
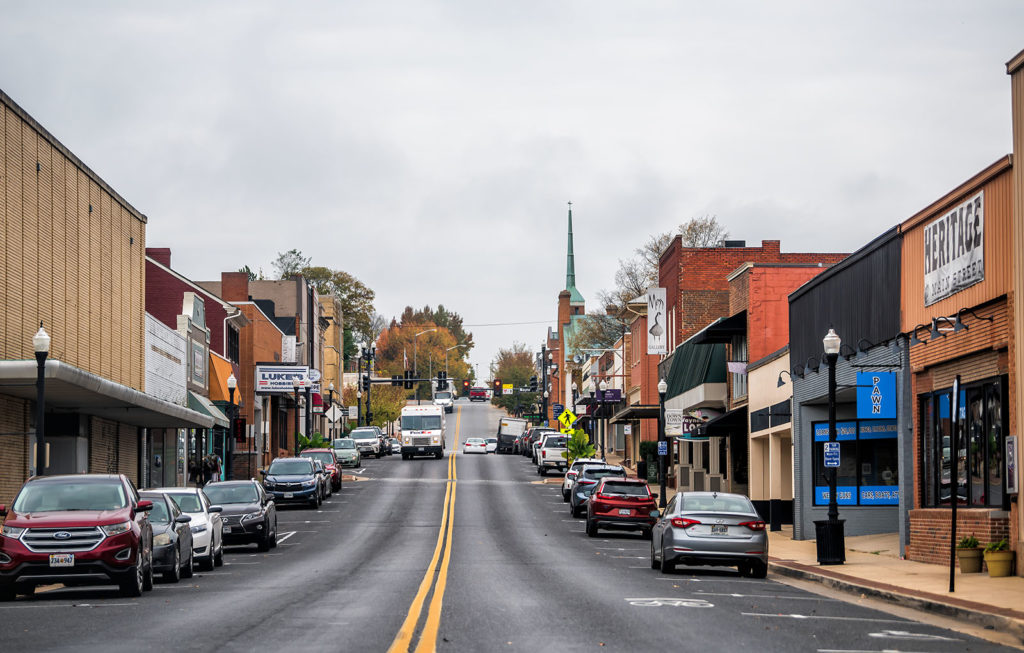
[924,190,984,306]
[856,372,896,419]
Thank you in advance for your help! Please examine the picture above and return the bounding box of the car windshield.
[583,468,625,480]
[333,439,356,450]
[486,438,497,444]
[601,482,649,497]
[204,484,258,505]
[12,480,128,512]
[143,497,170,524]
[168,493,203,513]
[435,392,451,399]
[680,495,755,514]
[302,452,334,465]
[268,460,314,475]
[402,415,442,430]
[351,429,377,440]
[542,437,567,447]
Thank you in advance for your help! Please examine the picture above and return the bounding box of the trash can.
[636,459,648,481]
[813,519,846,565]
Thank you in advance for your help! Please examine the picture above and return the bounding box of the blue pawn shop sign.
[856,372,896,420]
[823,442,840,468]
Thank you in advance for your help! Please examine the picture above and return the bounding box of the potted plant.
[956,535,982,573]
[983,538,1014,577]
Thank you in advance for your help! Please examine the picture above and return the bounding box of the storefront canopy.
[0,360,214,428]
[609,404,660,424]
[188,391,230,429]
[691,311,747,345]
[695,406,748,439]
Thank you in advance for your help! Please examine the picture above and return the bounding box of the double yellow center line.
[387,406,459,653]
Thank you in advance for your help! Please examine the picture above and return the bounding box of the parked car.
[562,457,606,501]
[650,491,768,578]
[537,433,569,475]
[0,474,155,599]
[262,457,321,508]
[485,437,498,453]
[350,427,382,458]
[301,449,342,492]
[388,438,402,455]
[332,438,362,468]
[463,438,488,454]
[154,487,224,571]
[584,478,658,539]
[523,428,556,459]
[379,434,393,456]
[203,480,278,552]
[569,465,627,517]
[311,459,332,500]
[139,491,194,582]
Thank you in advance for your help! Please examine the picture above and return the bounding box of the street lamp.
[414,328,437,404]
[33,323,50,476]
[815,328,845,564]
[328,382,335,443]
[356,389,362,427]
[227,373,238,481]
[292,377,301,456]
[571,382,578,404]
[657,377,668,509]
[599,379,608,459]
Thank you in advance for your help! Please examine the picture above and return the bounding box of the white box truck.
[496,417,527,454]
[400,404,446,459]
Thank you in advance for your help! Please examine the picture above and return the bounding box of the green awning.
[188,391,230,428]
[664,340,726,399]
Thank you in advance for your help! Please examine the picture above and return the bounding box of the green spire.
[565,202,585,305]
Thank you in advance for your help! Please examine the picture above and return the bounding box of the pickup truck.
[496,417,527,454]
[469,387,488,402]
[537,433,569,476]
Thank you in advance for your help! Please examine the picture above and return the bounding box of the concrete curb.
[769,561,1024,645]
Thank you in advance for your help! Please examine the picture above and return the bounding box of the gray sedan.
[650,491,768,578]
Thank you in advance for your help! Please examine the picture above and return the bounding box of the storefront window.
[813,420,898,506]
[920,376,1007,509]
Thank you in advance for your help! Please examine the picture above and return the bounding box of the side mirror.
[137,500,154,512]
[208,505,223,513]
[650,493,659,500]
[175,514,192,524]
[650,510,661,519]
[258,469,268,476]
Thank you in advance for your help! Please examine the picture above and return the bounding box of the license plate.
[711,524,728,535]
[418,447,425,451]
[222,525,230,533]
[284,492,294,499]
[618,509,632,516]
[49,553,74,567]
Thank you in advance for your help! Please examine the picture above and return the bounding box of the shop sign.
[646,287,667,355]
[1007,435,1018,495]
[856,372,896,419]
[924,190,984,306]
[255,365,311,393]
[599,388,622,403]
[823,442,840,467]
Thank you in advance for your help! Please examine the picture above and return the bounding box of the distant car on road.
[139,491,194,583]
[153,486,224,571]
[463,438,487,454]
[388,438,402,455]
[469,387,488,402]
[350,427,382,458]
[301,448,342,492]
[204,480,277,552]
[332,438,362,468]
[651,491,768,578]
[537,433,569,475]
[485,437,498,453]
[584,478,658,539]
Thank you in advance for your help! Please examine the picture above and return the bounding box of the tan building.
[747,349,793,527]
[0,90,210,503]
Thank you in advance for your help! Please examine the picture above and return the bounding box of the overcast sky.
[2,3,1022,376]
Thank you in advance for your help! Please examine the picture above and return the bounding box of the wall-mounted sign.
[623,424,632,436]
[1007,435,1018,495]
[255,365,311,394]
[348,406,358,419]
[599,388,622,403]
[282,336,297,363]
[856,372,896,419]
[552,403,564,419]
[646,287,667,355]
[665,409,685,436]
[924,190,984,306]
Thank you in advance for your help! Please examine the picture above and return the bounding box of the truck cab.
[432,390,455,413]
[400,405,446,459]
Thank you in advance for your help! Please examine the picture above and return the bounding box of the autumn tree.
[375,323,471,399]
[340,384,407,432]
[301,265,377,365]
[273,249,311,279]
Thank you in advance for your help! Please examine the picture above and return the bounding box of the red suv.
[469,387,488,402]
[0,474,155,600]
[300,449,342,492]
[586,477,659,539]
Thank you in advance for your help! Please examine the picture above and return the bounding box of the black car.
[569,464,627,518]
[204,481,278,552]
[139,491,194,583]
[261,458,321,508]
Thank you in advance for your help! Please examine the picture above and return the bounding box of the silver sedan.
[650,491,768,578]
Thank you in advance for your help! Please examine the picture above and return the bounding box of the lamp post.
[657,377,668,509]
[599,379,608,459]
[32,323,50,476]
[356,389,362,427]
[816,327,845,565]
[328,382,335,443]
[364,345,375,426]
[227,373,238,481]
[445,344,466,376]
[541,345,548,425]
[414,328,437,405]
[292,377,301,456]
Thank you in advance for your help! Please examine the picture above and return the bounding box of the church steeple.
[565,202,585,307]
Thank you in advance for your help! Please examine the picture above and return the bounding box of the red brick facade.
[907,508,1010,566]
[739,265,832,363]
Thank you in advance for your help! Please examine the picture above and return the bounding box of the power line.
[461,319,551,327]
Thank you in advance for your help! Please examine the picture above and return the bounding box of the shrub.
[957,535,979,549]
[984,538,1009,553]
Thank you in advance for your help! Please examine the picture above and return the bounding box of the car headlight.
[303,479,317,488]
[153,533,172,546]
[1,525,25,539]
[190,524,207,534]
[240,512,262,522]
[101,521,132,537]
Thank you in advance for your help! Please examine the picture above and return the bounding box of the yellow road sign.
[558,408,577,431]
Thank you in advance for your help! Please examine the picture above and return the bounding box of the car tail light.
[670,517,701,529]
[541,450,546,457]
[739,520,766,531]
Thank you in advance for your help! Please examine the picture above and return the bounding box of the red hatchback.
[586,477,658,539]
[300,449,342,492]
[0,474,155,600]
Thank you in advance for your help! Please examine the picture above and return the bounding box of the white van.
[400,404,445,459]
[432,390,454,413]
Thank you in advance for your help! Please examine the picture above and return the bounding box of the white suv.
[433,390,454,414]
[562,457,606,501]
[350,427,382,458]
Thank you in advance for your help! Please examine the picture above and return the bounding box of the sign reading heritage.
[924,190,984,306]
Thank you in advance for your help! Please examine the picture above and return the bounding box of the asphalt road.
[0,400,1015,652]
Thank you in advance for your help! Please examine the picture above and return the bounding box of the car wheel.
[214,542,224,567]
[748,561,768,579]
[142,552,154,591]
[120,559,146,597]
[650,540,661,570]
[376,451,382,459]
[164,547,181,583]
[257,528,271,552]
[199,553,214,572]
[660,539,675,575]
[435,451,443,459]
[270,521,278,548]
[537,467,544,476]
[181,549,194,579]
[0,583,16,602]
[641,528,653,541]
[585,520,598,537]
[562,490,569,503]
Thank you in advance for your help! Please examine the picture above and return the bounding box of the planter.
[984,550,1014,577]
[957,548,983,573]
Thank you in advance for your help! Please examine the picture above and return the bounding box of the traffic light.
[493,378,502,396]
[362,374,370,392]
[436,370,447,391]
[404,369,414,390]
[462,379,470,396]
[530,376,538,392]
[391,374,401,387]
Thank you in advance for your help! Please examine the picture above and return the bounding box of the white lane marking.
[743,613,909,624]
[224,562,261,565]
[597,547,647,551]
[625,597,714,608]
[695,592,836,601]
[611,556,648,559]
[869,630,959,642]
[276,531,297,544]
[277,520,330,524]
[817,650,935,653]
[0,602,139,609]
